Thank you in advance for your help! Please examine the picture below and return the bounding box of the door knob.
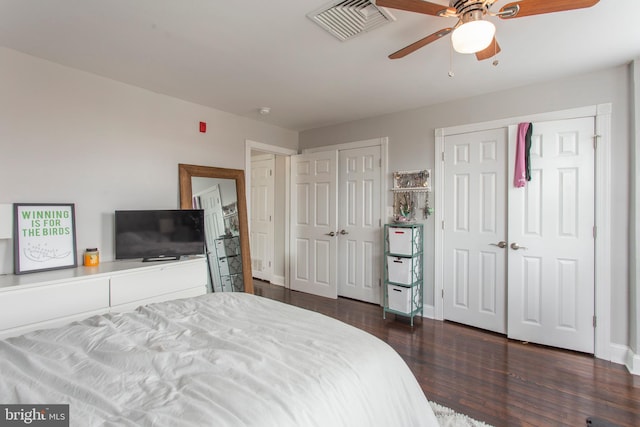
[510,242,527,250]
[339,229,349,235]
[490,241,507,248]
[325,231,336,237]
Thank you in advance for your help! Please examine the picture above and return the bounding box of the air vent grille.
[308,0,395,42]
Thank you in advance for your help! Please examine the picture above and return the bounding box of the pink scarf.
[514,122,530,188]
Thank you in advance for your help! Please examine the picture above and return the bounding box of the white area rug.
[430,401,494,427]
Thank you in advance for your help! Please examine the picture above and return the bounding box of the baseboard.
[609,343,640,375]
[422,304,435,319]
[270,275,285,287]
[624,347,640,376]
[417,311,637,374]
[610,343,629,365]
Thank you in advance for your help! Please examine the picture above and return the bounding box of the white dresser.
[0,257,207,339]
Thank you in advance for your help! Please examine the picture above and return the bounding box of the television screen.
[115,210,205,261]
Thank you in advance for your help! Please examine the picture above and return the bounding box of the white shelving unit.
[383,223,423,326]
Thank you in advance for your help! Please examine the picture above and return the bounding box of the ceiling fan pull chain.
[492,39,499,67]
[448,37,455,78]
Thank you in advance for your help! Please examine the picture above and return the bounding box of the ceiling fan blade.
[389,28,453,59]
[376,0,453,17]
[475,37,501,61]
[499,0,599,19]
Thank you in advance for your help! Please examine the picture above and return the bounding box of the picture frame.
[13,203,78,274]
[392,169,431,191]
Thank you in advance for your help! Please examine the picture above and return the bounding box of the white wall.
[0,47,298,274]
[300,64,632,348]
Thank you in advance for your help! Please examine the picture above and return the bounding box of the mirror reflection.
[191,177,242,292]
[192,177,239,237]
[178,164,253,294]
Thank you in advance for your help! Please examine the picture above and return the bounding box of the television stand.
[142,256,180,262]
[0,257,207,339]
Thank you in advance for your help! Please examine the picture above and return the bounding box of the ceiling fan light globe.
[451,20,496,54]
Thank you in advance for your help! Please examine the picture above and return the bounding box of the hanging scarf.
[525,122,533,181]
[513,123,533,188]
[514,122,530,188]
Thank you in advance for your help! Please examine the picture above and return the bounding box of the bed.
[0,292,439,426]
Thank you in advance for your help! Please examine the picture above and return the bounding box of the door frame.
[434,104,612,361]
[245,140,297,287]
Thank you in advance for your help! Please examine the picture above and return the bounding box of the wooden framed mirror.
[179,163,253,294]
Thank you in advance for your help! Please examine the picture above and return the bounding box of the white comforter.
[0,292,438,427]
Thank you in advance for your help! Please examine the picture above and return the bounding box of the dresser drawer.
[110,260,207,307]
[0,278,110,331]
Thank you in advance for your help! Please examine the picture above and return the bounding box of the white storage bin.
[387,285,412,313]
[218,258,230,276]
[387,256,420,285]
[388,226,419,255]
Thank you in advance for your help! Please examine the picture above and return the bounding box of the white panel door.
[507,117,595,353]
[196,185,225,292]
[337,146,382,304]
[251,155,275,281]
[290,151,338,298]
[443,128,508,334]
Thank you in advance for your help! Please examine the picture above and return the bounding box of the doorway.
[245,140,297,288]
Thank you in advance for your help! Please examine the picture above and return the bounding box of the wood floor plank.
[253,281,640,427]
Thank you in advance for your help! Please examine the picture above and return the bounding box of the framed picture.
[13,203,78,274]
[392,169,431,191]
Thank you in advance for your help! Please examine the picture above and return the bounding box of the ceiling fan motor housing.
[449,0,490,16]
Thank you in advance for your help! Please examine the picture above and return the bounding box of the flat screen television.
[115,209,205,261]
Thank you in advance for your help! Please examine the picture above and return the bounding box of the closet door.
[443,128,508,334]
[289,141,384,302]
[442,117,596,353]
[290,151,338,298]
[337,146,382,304]
[507,117,595,353]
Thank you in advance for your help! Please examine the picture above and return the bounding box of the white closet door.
[507,117,595,353]
[337,146,382,304]
[443,128,508,334]
[290,151,338,298]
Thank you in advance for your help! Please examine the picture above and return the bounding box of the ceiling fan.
[375,0,600,61]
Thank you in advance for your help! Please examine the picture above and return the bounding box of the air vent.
[307,0,395,42]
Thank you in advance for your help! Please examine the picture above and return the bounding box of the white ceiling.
[0,0,638,131]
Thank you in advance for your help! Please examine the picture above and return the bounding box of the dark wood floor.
[253,280,640,427]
